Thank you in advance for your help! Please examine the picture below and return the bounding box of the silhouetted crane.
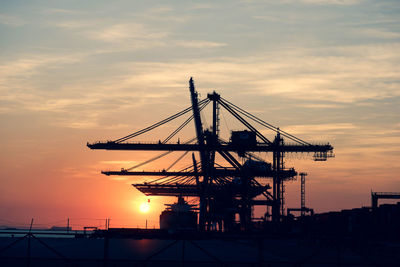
[88,78,333,231]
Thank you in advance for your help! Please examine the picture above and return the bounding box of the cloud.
[134,6,188,23]
[0,55,82,82]
[243,0,362,5]
[56,120,98,129]
[297,103,344,109]
[189,3,219,10]
[0,14,25,27]
[49,19,171,50]
[87,23,168,43]
[49,20,227,53]
[175,40,227,48]
[26,98,96,112]
[42,8,78,15]
[299,0,362,5]
[100,161,140,165]
[358,28,400,39]
[51,20,97,29]
[1,40,399,135]
[1,41,399,123]
[104,43,400,103]
[0,54,82,96]
[0,55,84,112]
[56,118,131,130]
[283,123,357,135]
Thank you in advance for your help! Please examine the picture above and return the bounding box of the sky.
[0,0,399,229]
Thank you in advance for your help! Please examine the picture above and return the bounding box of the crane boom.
[88,142,333,154]
[101,168,297,179]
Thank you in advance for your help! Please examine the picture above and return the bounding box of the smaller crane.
[287,173,314,217]
[371,192,400,209]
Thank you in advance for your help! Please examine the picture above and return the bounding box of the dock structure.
[371,191,400,209]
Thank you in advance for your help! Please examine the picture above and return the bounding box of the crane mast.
[189,77,209,231]
[189,78,207,173]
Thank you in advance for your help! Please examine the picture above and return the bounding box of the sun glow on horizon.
[139,202,150,213]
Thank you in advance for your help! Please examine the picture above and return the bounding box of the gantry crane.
[87,78,333,231]
[287,173,314,217]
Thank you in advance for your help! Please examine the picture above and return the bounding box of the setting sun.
[139,202,150,213]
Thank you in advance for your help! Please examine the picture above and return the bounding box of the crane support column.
[272,132,283,224]
[300,173,307,216]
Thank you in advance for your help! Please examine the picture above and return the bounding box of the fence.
[0,230,393,266]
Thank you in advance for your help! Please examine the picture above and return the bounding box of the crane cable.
[220,97,311,145]
[125,137,197,171]
[124,99,210,171]
[162,99,210,144]
[148,161,200,185]
[165,151,190,171]
[114,98,209,143]
[218,100,271,144]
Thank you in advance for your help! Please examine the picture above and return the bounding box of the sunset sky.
[1,0,399,229]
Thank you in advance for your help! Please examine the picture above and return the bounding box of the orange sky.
[1,0,399,229]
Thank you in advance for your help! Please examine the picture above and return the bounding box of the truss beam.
[88,142,333,153]
[102,169,297,179]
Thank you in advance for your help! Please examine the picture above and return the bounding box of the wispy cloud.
[284,123,357,135]
[61,121,99,129]
[134,6,188,23]
[299,0,362,5]
[0,14,25,26]
[175,40,227,48]
[189,3,219,10]
[42,8,78,15]
[51,20,97,29]
[358,28,400,39]
[87,23,168,43]
[244,0,362,5]
[0,55,83,109]
[0,55,82,82]
[100,44,400,103]
[56,118,131,129]
[100,161,139,165]
[297,103,344,109]
[2,40,399,131]
[50,20,227,53]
